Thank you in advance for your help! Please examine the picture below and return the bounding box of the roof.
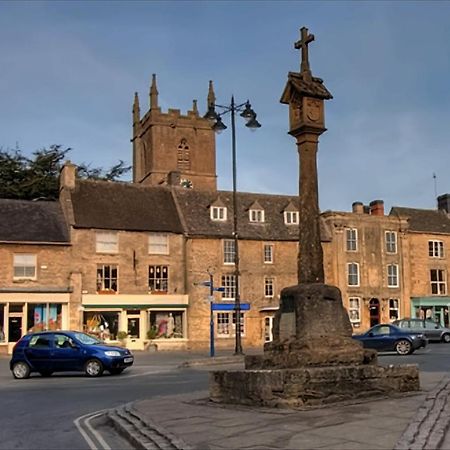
[390,207,450,234]
[173,189,301,241]
[69,180,183,233]
[0,199,69,243]
[280,72,333,103]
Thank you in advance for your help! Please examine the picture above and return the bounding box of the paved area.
[104,359,450,450]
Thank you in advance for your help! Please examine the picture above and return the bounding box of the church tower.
[131,75,217,191]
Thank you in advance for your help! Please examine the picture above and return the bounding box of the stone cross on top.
[294,27,314,78]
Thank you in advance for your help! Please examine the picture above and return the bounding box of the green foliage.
[146,326,158,340]
[0,145,131,200]
[117,331,128,340]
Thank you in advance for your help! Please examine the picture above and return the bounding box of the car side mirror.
[435,325,440,329]
[70,342,80,349]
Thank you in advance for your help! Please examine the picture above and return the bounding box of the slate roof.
[0,199,69,243]
[173,189,300,241]
[280,72,333,103]
[69,180,183,233]
[390,207,450,234]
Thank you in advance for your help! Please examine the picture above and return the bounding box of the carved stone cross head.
[294,27,315,76]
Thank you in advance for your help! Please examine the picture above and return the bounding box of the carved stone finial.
[192,99,198,114]
[150,74,158,109]
[207,80,216,109]
[294,27,315,79]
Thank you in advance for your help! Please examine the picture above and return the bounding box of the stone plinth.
[210,364,420,409]
[209,283,420,408]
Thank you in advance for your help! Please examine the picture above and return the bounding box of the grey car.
[393,318,450,343]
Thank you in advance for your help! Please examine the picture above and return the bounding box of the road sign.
[214,287,225,292]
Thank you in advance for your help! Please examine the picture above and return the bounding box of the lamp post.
[204,96,261,355]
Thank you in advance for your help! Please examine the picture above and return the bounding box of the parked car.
[392,318,450,343]
[352,324,427,355]
[10,331,134,379]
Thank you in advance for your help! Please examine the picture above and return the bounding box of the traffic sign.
[214,287,225,292]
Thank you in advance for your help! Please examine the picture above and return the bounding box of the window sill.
[96,290,118,295]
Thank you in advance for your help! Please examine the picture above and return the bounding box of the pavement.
[100,354,450,450]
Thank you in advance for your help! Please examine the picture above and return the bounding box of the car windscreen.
[72,332,103,345]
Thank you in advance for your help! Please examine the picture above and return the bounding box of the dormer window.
[284,211,299,225]
[249,209,264,223]
[211,206,227,221]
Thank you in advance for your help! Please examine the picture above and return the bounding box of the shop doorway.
[8,316,22,342]
[127,317,140,338]
[369,298,380,327]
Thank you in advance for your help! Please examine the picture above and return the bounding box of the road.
[0,344,449,449]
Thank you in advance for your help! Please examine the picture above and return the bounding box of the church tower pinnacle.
[150,74,159,110]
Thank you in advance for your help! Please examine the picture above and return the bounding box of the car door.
[359,325,390,351]
[24,334,54,372]
[424,320,441,341]
[51,333,83,372]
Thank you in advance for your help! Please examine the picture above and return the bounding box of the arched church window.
[177,139,190,170]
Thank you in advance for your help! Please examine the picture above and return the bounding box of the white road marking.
[74,409,110,450]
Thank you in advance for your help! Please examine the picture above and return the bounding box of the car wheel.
[442,334,450,343]
[84,359,104,377]
[109,368,124,375]
[395,339,412,355]
[39,371,53,377]
[12,361,31,379]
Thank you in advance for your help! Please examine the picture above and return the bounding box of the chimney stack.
[369,200,384,216]
[437,194,450,214]
[59,160,77,191]
[352,202,364,214]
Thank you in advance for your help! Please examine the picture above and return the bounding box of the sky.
[1,0,450,213]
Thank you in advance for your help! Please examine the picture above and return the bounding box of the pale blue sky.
[1,1,449,212]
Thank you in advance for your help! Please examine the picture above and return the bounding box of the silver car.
[393,318,450,343]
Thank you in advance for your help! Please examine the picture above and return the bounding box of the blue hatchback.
[10,331,134,379]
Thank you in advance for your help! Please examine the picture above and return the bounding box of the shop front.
[410,297,450,327]
[82,293,189,350]
[0,292,70,354]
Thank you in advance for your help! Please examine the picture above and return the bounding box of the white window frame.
[345,228,358,252]
[216,311,245,337]
[96,264,118,292]
[385,231,397,254]
[387,264,399,288]
[96,232,118,254]
[249,209,265,223]
[211,206,227,221]
[221,274,236,300]
[389,298,400,322]
[284,211,299,225]
[148,233,169,255]
[347,262,359,286]
[148,265,169,293]
[263,244,274,264]
[264,277,274,298]
[429,240,444,258]
[223,239,235,265]
[431,269,447,295]
[348,297,361,323]
[13,254,37,280]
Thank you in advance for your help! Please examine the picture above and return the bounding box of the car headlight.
[104,350,121,357]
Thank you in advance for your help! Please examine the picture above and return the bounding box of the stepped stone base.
[209,283,420,409]
[209,364,420,409]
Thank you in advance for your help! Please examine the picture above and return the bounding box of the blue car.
[10,331,134,379]
[352,324,427,355]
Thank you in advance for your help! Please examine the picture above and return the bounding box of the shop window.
[216,312,245,337]
[96,232,118,253]
[345,228,358,252]
[348,297,360,324]
[221,274,236,300]
[96,265,118,293]
[223,239,235,264]
[148,233,169,255]
[148,265,169,293]
[264,244,273,264]
[264,316,273,342]
[13,254,36,279]
[385,231,397,254]
[389,299,400,321]
[149,311,184,338]
[0,304,4,342]
[84,312,119,341]
[347,263,359,286]
[431,269,447,295]
[429,240,444,258]
[264,277,274,298]
[27,304,62,333]
[387,264,399,287]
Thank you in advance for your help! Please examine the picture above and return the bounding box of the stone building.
[0,199,72,354]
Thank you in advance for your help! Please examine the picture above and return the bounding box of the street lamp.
[204,95,261,355]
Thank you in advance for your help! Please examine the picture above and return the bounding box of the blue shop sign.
[211,303,250,311]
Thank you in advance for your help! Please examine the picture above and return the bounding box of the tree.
[0,145,131,200]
